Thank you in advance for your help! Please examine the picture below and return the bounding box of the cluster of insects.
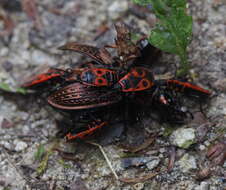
[22,22,211,141]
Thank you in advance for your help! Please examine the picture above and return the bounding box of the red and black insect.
[21,22,148,89]
[47,82,122,110]
[46,82,123,140]
[21,68,68,88]
[105,22,141,65]
[21,22,211,141]
[163,79,211,98]
[21,65,155,92]
[22,66,211,136]
[58,22,144,69]
[113,67,155,92]
[77,68,119,87]
[66,66,155,92]
[65,120,108,141]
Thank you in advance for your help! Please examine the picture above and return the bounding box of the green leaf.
[171,0,186,9]
[36,149,52,175]
[34,144,46,161]
[149,1,192,54]
[0,82,27,94]
[131,32,141,42]
[58,159,72,169]
[0,82,11,92]
[163,126,175,137]
[16,87,27,94]
[132,0,151,6]
[3,188,10,190]
[150,0,170,16]
[148,0,192,75]
[149,26,178,54]
[132,0,193,75]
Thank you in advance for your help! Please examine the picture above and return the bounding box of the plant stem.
[177,52,190,76]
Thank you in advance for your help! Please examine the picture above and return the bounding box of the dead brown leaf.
[53,148,80,162]
[207,141,226,166]
[167,146,176,172]
[94,23,109,40]
[21,0,42,30]
[196,167,211,180]
[70,178,89,190]
[0,13,14,36]
[1,118,14,129]
[122,136,155,153]
[119,172,158,183]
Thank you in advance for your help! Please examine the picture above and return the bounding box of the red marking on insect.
[65,121,107,140]
[20,21,212,139]
[79,68,119,87]
[159,94,168,105]
[93,68,106,76]
[114,67,154,92]
[22,68,66,88]
[131,67,146,78]
[94,77,108,86]
[166,80,211,98]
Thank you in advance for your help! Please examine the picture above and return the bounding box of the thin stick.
[1,147,31,188]
[87,141,119,180]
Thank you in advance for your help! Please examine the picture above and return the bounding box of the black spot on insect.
[142,80,148,87]
[98,79,103,83]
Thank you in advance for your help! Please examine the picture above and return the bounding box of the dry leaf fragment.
[0,13,14,36]
[196,167,211,180]
[167,146,176,172]
[122,136,155,153]
[21,0,42,30]
[119,172,158,183]
[207,141,226,166]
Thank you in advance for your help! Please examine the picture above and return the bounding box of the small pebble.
[146,157,160,170]
[199,145,206,151]
[178,154,197,173]
[170,128,196,149]
[108,1,128,19]
[14,140,28,151]
[194,182,209,190]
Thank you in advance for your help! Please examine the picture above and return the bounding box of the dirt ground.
[0,0,226,189]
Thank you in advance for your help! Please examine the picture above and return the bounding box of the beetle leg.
[169,79,211,98]
[58,43,113,65]
[21,67,68,89]
[123,97,130,128]
[135,35,148,46]
[123,55,140,63]
[155,79,211,99]
[65,120,108,141]
[104,44,118,49]
[150,88,193,123]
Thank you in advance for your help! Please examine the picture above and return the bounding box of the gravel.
[0,0,226,189]
[170,128,196,149]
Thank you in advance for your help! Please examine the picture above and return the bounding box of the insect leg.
[65,120,108,141]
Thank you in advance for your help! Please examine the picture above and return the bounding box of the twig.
[53,148,81,162]
[119,172,158,183]
[0,13,14,36]
[122,136,155,153]
[1,148,32,189]
[87,141,119,180]
[21,0,42,30]
[167,146,176,172]
[36,139,59,175]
